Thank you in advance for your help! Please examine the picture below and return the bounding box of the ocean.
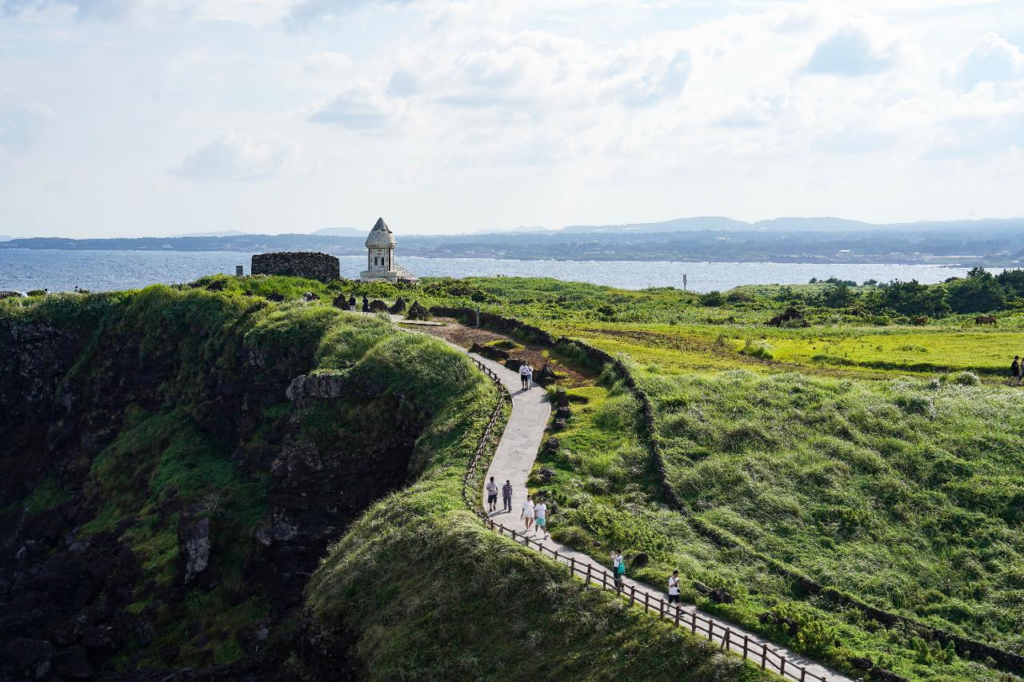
[0,249,995,294]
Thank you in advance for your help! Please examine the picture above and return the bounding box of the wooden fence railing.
[461,357,508,511]
[483,516,828,682]
[459,354,830,682]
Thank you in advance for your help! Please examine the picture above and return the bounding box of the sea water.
[0,249,996,294]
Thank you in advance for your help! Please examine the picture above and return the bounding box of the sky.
[1,0,1023,237]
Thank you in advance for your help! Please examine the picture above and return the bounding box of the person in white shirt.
[534,500,548,538]
[612,550,625,589]
[524,364,534,390]
[668,570,681,606]
[520,496,535,532]
[485,476,499,512]
[519,363,530,390]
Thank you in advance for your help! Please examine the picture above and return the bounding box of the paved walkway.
[402,322,849,681]
[464,351,851,682]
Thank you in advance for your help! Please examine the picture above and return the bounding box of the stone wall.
[251,252,340,282]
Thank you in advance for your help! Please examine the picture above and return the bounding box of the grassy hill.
[1,280,763,681]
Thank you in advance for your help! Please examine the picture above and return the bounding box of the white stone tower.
[359,217,418,283]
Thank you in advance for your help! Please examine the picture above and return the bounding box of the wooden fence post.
[742,634,748,660]
[674,605,680,627]
[630,586,636,607]
[643,593,649,613]
[723,628,730,652]
[586,564,592,585]
[691,612,697,634]
[708,620,714,642]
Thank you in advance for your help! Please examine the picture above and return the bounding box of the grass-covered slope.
[297,315,767,681]
[647,371,1024,645]
[2,280,764,681]
[531,361,1024,680]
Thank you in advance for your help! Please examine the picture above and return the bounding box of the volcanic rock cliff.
[0,289,426,681]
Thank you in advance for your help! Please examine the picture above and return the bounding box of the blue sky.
[1,0,1022,237]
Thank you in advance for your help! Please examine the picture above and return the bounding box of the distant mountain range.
[3,217,1022,267]
[172,230,250,238]
[312,226,364,237]
[481,216,1024,235]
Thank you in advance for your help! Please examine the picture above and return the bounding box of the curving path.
[462,349,852,682]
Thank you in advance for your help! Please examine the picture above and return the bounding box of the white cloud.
[426,31,691,112]
[303,51,353,74]
[287,0,411,25]
[4,0,1024,238]
[951,33,1024,91]
[0,95,53,153]
[1,0,146,21]
[175,130,294,180]
[307,79,396,128]
[804,24,895,77]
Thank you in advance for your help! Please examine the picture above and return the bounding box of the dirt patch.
[420,318,596,388]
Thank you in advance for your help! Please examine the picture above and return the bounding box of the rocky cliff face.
[0,291,429,681]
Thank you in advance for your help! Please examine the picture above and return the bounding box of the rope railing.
[459,354,830,682]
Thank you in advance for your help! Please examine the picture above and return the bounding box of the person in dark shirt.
[362,296,369,313]
[501,480,513,513]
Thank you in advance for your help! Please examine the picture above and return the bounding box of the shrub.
[740,339,774,360]
[953,371,980,386]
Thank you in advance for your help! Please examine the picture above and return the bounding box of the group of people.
[484,477,549,539]
[485,479,692,608]
[1012,356,1024,384]
[485,477,515,514]
[519,362,534,390]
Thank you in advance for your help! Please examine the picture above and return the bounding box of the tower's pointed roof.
[365,216,397,248]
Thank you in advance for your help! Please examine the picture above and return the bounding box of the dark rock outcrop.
[406,301,429,321]
[766,307,807,328]
[532,364,560,386]
[251,252,340,282]
[177,509,211,586]
[469,343,509,361]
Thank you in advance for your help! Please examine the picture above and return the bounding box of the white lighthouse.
[359,217,418,283]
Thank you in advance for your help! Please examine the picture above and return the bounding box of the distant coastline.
[3,217,1022,268]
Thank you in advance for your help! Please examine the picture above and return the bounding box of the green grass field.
[409,276,1024,681]
[10,272,1023,680]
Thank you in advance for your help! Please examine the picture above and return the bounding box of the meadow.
[12,272,1021,679]
[421,275,1024,681]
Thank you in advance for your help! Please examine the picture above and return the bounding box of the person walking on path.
[1013,356,1022,385]
[668,570,681,606]
[535,499,548,539]
[361,295,370,313]
[612,550,625,589]
[521,495,536,533]
[524,363,534,390]
[519,363,530,390]
[348,294,356,310]
[486,476,499,512]
[502,480,513,513]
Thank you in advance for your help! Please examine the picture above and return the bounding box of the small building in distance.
[251,252,340,282]
[359,217,418,283]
